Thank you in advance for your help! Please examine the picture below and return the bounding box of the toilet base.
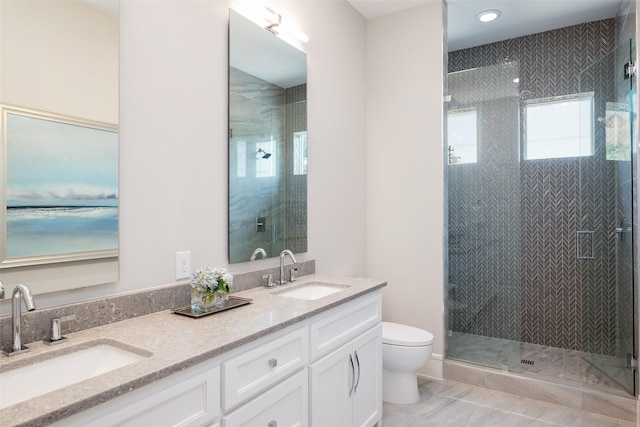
[382,370,420,404]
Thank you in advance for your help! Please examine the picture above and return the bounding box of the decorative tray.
[172,296,253,318]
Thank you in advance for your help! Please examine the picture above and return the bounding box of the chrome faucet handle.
[262,274,275,288]
[289,268,298,282]
[0,281,4,299]
[44,317,68,346]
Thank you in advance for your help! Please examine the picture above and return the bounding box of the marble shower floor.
[447,332,630,396]
[382,379,637,427]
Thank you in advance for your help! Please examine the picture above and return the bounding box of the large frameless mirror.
[228,9,307,263]
[0,0,119,296]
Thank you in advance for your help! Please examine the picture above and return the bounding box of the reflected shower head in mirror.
[256,148,271,159]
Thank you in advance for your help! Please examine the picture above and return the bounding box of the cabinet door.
[351,325,382,427]
[309,342,352,427]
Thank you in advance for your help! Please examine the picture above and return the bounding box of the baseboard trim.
[417,353,443,380]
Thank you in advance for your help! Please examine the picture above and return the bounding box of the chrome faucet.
[4,284,36,356]
[279,249,297,285]
[250,247,267,261]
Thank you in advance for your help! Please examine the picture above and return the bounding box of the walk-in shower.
[445,17,636,397]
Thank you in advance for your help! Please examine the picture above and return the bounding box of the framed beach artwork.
[1,105,118,267]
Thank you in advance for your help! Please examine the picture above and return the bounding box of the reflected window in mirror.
[228,9,307,263]
[293,131,308,176]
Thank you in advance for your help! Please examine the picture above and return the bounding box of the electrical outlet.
[176,251,191,280]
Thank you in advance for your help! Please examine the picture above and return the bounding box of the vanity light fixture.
[477,9,501,23]
[232,0,309,44]
[264,8,282,35]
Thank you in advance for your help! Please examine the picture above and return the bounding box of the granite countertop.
[0,275,385,427]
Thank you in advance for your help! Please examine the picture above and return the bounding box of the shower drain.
[520,359,535,366]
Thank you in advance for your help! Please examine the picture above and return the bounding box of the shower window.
[524,93,594,160]
[293,131,308,175]
[236,141,247,177]
[447,108,477,164]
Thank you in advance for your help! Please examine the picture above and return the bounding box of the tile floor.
[447,332,630,396]
[382,379,638,427]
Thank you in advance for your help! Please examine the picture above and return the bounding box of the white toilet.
[382,321,434,404]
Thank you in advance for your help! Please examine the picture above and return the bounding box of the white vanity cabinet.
[43,289,382,427]
[309,293,382,427]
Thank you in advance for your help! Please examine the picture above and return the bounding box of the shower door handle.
[576,231,594,259]
[615,220,632,242]
[269,225,276,245]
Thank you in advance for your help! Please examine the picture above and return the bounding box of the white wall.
[365,1,446,378]
[282,1,368,277]
[0,0,369,314]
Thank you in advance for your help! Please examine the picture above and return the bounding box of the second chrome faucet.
[279,249,297,285]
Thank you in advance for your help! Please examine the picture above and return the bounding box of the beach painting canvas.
[3,108,118,264]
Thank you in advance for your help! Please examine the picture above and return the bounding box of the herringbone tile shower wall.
[448,20,621,353]
[283,84,307,254]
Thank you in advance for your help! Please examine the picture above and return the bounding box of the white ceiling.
[348,0,624,51]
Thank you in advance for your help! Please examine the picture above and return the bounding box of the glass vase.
[191,287,229,313]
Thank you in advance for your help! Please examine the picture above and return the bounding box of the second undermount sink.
[273,281,349,300]
[0,340,150,409]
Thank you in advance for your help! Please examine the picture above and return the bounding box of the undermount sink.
[0,340,150,409]
[273,281,349,300]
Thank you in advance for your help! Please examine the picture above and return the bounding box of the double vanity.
[0,275,385,427]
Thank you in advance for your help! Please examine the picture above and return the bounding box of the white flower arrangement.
[191,265,233,294]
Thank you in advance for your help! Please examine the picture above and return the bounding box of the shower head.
[257,148,272,159]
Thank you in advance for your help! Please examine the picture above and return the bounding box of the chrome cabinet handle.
[268,358,278,368]
[353,350,361,393]
[349,354,355,397]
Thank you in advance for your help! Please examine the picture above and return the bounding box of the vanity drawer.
[310,292,381,360]
[223,326,308,410]
[222,370,308,427]
[53,362,221,427]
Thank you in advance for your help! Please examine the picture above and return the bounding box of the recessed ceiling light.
[477,10,501,23]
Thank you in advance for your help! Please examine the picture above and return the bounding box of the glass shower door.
[446,61,525,372]
[579,39,635,395]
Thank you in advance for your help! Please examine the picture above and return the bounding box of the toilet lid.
[382,322,434,347]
